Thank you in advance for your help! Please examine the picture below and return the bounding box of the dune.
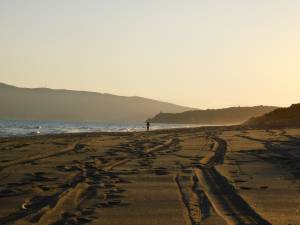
[245,103,300,128]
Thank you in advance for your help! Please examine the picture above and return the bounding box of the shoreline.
[0,121,207,138]
[0,126,228,142]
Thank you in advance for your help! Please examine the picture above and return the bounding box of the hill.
[148,106,277,125]
[0,83,193,123]
[245,103,300,128]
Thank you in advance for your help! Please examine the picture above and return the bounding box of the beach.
[0,127,299,225]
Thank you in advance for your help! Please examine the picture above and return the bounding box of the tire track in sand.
[194,136,271,225]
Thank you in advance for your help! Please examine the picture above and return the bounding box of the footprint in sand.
[153,167,170,175]
[234,179,247,183]
[239,186,253,190]
[260,186,269,189]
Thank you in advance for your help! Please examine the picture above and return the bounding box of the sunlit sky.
[1,1,300,109]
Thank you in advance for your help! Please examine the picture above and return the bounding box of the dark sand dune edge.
[0,127,299,225]
[245,103,300,128]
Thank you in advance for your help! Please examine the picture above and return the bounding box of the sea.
[0,120,199,137]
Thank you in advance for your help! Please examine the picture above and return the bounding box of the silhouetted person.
[146,121,150,131]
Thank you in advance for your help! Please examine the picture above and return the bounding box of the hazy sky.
[1,0,300,109]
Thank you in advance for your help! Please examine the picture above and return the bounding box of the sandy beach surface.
[0,127,299,225]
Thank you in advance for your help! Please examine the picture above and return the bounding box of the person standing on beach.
[146,121,150,131]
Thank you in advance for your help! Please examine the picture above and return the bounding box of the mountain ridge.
[148,106,278,125]
[0,82,194,123]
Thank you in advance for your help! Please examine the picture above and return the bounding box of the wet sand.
[0,127,299,225]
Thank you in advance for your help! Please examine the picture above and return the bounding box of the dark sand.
[0,127,299,225]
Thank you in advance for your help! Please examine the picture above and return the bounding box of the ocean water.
[0,120,199,137]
